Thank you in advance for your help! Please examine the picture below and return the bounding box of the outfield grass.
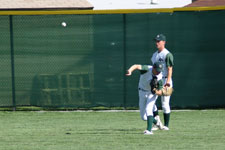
[0,110,225,150]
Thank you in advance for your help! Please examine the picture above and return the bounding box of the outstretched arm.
[126,64,142,76]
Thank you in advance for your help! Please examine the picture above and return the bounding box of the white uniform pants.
[160,78,173,114]
[139,90,158,121]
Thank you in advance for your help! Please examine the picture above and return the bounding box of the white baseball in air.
[61,22,67,27]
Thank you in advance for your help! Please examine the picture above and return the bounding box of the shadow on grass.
[71,128,143,135]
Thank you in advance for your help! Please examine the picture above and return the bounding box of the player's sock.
[153,118,157,124]
[147,116,154,131]
[153,110,159,117]
[163,113,170,127]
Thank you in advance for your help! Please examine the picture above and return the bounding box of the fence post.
[9,15,16,111]
[123,14,127,110]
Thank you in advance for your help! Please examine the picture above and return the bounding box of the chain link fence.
[0,9,225,109]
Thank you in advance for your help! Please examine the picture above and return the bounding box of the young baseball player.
[151,34,174,130]
[126,62,164,135]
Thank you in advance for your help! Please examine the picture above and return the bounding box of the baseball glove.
[153,86,173,96]
[161,86,173,96]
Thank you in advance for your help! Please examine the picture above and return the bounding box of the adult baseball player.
[151,34,174,131]
[126,62,164,135]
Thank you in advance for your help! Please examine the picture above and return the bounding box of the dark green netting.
[0,16,12,106]
[0,10,225,109]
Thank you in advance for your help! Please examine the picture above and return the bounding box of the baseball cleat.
[162,126,170,130]
[144,130,154,135]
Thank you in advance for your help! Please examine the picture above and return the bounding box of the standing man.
[151,34,174,130]
[126,62,164,135]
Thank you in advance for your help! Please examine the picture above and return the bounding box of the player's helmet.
[153,62,163,73]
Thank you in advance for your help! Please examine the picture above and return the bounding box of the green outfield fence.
[0,7,225,110]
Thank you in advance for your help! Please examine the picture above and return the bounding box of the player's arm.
[126,65,149,76]
[165,53,174,86]
[166,67,173,86]
[126,64,141,76]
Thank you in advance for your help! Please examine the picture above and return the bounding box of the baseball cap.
[153,62,163,73]
[154,34,166,41]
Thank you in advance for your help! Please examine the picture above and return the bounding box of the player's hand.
[126,70,132,76]
[164,83,170,87]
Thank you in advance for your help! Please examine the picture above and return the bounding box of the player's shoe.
[152,124,159,131]
[144,130,154,135]
[162,126,170,131]
[155,116,164,130]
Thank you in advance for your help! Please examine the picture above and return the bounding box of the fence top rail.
[0,6,225,15]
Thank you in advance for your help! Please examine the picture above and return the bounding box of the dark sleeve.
[139,65,149,74]
[157,80,163,90]
[141,65,149,71]
[165,53,174,67]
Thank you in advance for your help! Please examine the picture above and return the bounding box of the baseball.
[61,22,67,27]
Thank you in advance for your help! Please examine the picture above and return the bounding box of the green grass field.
[0,110,225,150]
